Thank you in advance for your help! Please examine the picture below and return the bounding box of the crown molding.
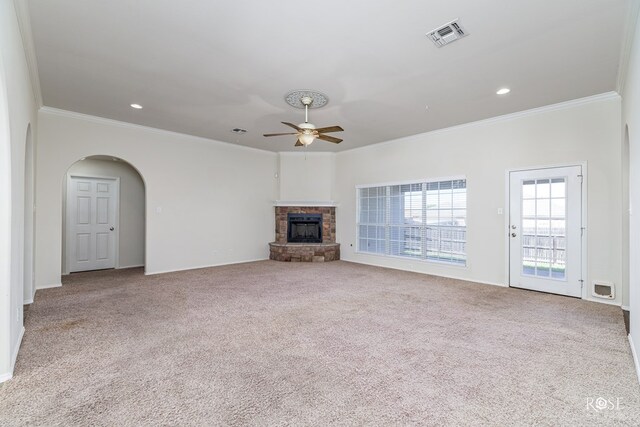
[38,106,276,155]
[13,0,42,108]
[617,0,640,94]
[339,92,621,155]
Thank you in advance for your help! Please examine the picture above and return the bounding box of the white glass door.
[509,166,582,297]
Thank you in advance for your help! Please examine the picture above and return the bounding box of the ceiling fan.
[264,95,343,147]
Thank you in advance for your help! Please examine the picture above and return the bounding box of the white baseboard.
[0,371,12,383]
[36,282,62,290]
[583,296,622,307]
[12,326,25,371]
[339,259,507,288]
[1,326,27,383]
[117,264,144,269]
[628,334,640,386]
[145,258,269,276]
[25,287,37,305]
[622,305,630,311]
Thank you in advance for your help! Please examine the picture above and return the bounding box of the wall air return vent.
[427,19,468,47]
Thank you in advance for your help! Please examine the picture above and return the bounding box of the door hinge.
[579,279,584,289]
[581,226,586,237]
[578,174,584,183]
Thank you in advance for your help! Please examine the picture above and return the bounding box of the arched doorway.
[62,155,146,275]
[23,124,35,303]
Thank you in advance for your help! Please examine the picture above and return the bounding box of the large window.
[357,178,467,265]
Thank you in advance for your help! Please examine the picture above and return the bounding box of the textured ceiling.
[28,0,628,151]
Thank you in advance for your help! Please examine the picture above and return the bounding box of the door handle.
[110,227,114,231]
[511,232,516,237]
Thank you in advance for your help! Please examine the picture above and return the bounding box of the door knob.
[511,225,516,229]
[511,232,516,237]
[110,227,114,231]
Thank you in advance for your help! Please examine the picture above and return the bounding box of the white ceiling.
[27,0,628,152]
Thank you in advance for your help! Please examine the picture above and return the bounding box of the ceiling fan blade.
[295,140,303,147]
[317,134,343,144]
[314,125,344,133]
[263,132,298,137]
[282,122,302,131]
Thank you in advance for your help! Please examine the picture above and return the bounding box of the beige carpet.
[1,260,639,426]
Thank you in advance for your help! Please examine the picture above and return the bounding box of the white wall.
[335,95,623,305]
[0,0,39,381]
[622,5,640,380]
[63,158,145,271]
[35,109,278,287]
[0,28,13,384]
[278,152,335,203]
[23,124,35,303]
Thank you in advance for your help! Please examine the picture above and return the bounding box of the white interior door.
[509,166,583,297]
[67,176,119,273]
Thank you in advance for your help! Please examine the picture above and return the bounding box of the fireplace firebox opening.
[287,213,322,243]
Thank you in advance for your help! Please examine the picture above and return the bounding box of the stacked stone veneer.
[269,206,340,262]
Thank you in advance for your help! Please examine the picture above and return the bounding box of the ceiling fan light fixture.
[263,90,343,147]
[298,122,315,130]
[299,132,316,146]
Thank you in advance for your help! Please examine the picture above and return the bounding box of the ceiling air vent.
[427,19,468,47]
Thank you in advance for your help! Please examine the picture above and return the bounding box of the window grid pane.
[357,179,466,265]
[521,177,566,279]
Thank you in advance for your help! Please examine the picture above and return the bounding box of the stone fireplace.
[269,206,340,262]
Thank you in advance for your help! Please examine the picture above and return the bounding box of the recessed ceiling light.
[130,103,143,109]
[496,88,511,95]
[231,128,247,134]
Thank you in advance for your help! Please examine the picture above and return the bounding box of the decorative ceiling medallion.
[284,90,329,109]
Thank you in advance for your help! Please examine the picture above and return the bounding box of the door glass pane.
[536,199,550,216]
[522,180,536,199]
[523,200,535,217]
[522,219,536,235]
[551,178,566,198]
[551,199,565,217]
[521,177,567,280]
[536,179,550,198]
[536,219,550,236]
